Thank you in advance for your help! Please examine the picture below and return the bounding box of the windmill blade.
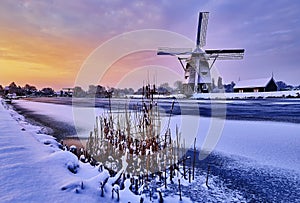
[157,47,193,56]
[196,12,209,47]
[205,49,245,60]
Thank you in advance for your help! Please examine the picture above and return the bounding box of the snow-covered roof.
[234,77,274,89]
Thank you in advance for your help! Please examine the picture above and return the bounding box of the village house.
[234,77,278,93]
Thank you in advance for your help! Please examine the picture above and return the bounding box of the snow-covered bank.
[0,100,95,202]
[192,90,300,99]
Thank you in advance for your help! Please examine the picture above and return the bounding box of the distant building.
[234,77,277,93]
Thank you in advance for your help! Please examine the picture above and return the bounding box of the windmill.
[157,12,245,93]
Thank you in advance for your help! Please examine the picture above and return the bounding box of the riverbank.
[12,102,76,141]
[0,99,110,203]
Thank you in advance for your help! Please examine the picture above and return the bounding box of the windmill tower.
[157,12,245,93]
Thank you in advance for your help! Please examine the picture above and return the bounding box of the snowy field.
[1,98,300,202]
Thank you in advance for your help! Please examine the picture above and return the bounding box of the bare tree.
[173,80,183,93]
[73,86,86,97]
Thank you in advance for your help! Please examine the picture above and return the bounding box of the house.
[234,77,277,93]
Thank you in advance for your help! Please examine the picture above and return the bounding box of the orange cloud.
[0,25,94,89]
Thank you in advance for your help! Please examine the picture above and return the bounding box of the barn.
[234,77,278,93]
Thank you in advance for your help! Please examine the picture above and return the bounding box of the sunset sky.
[0,0,300,90]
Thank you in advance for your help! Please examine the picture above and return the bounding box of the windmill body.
[157,12,245,93]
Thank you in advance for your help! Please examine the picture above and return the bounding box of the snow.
[0,100,104,202]
[2,98,300,202]
[13,99,105,138]
[234,77,273,89]
[166,115,300,172]
[1,99,193,202]
[12,99,300,172]
[192,90,300,99]
[216,120,300,171]
[127,93,187,99]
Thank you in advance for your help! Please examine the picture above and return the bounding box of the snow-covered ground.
[192,90,300,99]
[0,100,99,202]
[0,100,193,203]
[2,99,300,202]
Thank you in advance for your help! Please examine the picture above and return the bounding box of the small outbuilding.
[234,77,277,93]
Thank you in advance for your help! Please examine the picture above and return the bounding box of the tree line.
[0,81,186,98]
[1,79,297,97]
[0,82,54,97]
[71,81,185,98]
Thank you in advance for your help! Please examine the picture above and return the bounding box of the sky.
[0,0,300,90]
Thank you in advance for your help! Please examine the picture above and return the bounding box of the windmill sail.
[205,49,245,60]
[196,12,209,47]
[157,47,193,56]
